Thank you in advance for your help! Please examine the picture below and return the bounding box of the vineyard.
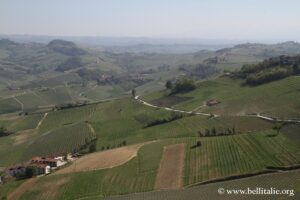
[105,169,300,200]
[0,98,21,114]
[38,103,100,133]
[19,140,167,200]
[15,133,300,199]
[146,76,300,119]
[22,122,96,160]
[184,132,300,185]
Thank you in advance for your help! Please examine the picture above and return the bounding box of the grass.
[0,179,26,200]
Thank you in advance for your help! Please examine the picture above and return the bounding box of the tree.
[293,63,300,74]
[0,127,8,137]
[89,141,97,153]
[273,123,283,135]
[131,89,136,98]
[204,129,210,136]
[197,131,202,137]
[196,141,202,147]
[165,80,173,90]
[211,127,217,136]
[171,78,196,94]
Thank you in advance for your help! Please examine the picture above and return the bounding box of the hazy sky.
[1,0,300,41]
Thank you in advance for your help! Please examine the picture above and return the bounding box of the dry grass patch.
[155,143,185,190]
[13,129,37,145]
[56,143,148,174]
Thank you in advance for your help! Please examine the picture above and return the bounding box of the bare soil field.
[154,143,185,190]
[7,178,38,200]
[56,143,148,174]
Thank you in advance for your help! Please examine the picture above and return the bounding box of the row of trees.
[233,55,300,86]
[245,67,293,86]
[144,112,184,128]
[100,140,127,151]
[198,127,237,137]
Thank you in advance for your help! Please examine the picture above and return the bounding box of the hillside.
[0,72,299,199]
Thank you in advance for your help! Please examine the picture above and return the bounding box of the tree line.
[232,55,300,86]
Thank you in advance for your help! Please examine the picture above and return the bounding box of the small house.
[206,99,221,106]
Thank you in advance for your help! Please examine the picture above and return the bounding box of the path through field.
[56,142,152,174]
[135,96,212,116]
[36,112,48,129]
[7,178,38,200]
[155,143,185,190]
[13,96,24,111]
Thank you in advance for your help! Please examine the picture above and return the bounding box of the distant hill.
[0,38,17,47]
[47,39,86,56]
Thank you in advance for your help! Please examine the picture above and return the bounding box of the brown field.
[13,129,37,145]
[154,143,185,190]
[56,143,148,174]
[7,178,38,200]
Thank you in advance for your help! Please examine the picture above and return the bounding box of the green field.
[143,76,300,119]
[106,170,300,200]
[22,122,96,160]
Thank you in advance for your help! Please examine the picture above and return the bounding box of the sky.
[1,0,300,42]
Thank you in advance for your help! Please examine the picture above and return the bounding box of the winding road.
[135,96,300,124]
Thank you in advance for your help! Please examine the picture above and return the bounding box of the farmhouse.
[31,156,66,168]
[206,99,221,106]
[6,165,26,177]
[31,156,57,167]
